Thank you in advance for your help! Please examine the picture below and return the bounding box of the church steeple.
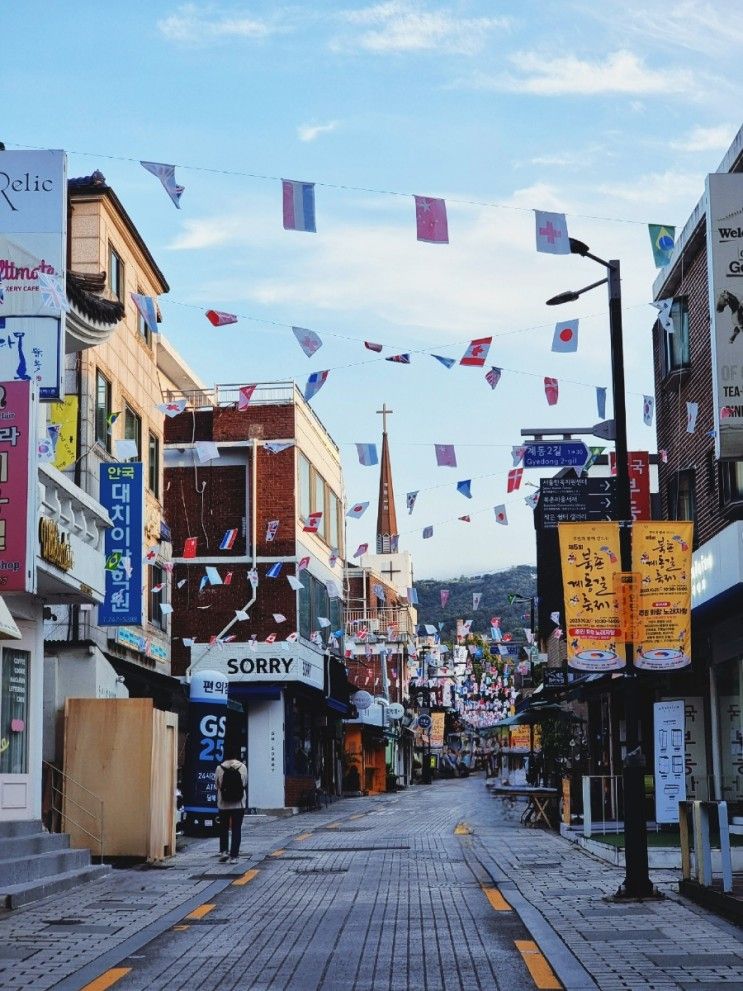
[376,403,398,554]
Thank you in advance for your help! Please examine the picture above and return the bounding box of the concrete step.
[0,863,111,909]
[0,819,44,839]
[0,831,69,860]
[0,847,91,886]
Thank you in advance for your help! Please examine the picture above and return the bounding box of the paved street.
[0,776,741,990]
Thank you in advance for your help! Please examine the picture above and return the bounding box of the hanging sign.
[0,380,34,592]
[99,462,143,626]
[558,521,624,672]
[182,670,228,816]
[632,521,692,670]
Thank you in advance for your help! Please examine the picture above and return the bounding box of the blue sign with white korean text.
[183,671,229,816]
[524,441,589,468]
[99,462,143,626]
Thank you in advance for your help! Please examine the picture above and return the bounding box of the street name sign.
[524,441,589,468]
[539,476,617,528]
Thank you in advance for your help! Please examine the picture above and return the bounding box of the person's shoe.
[229,857,238,864]
[219,853,229,863]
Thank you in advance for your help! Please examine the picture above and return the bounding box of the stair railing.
[42,760,104,861]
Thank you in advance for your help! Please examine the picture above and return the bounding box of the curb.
[470,841,599,991]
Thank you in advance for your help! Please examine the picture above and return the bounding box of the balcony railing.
[344,608,415,640]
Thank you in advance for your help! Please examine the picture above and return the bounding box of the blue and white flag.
[140,161,185,208]
[596,386,607,420]
[267,562,283,578]
[282,179,316,232]
[422,525,433,539]
[406,491,418,514]
[292,326,323,357]
[131,292,159,335]
[356,443,379,466]
[432,354,455,369]
[457,479,472,499]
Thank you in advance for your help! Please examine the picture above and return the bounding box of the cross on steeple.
[376,403,393,433]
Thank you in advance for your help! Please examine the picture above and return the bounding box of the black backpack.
[219,763,244,803]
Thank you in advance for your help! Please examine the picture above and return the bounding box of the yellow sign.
[430,711,445,748]
[49,396,78,471]
[632,521,692,671]
[559,522,624,672]
[509,725,541,750]
[614,571,640,644]
[39,517,74,572]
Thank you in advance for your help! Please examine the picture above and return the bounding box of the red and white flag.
[535,210,570,254]
[183,537,198,558]
[265,633,277,643]
[551,320,579,352]
[346,501,369,519]
[440,590,450,607]
[298,556,310,572]
[364,341,383,352]
[206,310,238,326]
[435,444,457,467]
[303,512,322,533]
[507,469,523,493]
[353,543,368,558]
[460,337,492,367]
[238,385,257,410]
[494,504,508,524]
[544,377,559,406]
[485,366,502,390]
[458,515,471,522]
[414,195,449,244]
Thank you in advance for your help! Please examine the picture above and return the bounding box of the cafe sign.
[38,516,73,572]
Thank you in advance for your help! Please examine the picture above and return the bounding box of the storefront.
[189,641,345,811]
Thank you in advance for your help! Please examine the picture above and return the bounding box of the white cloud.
[671,123,739,153]
[168,215,256,250]
[585,1,743,57]
[297,120,340,143]
[157,3,277,44]
[331,1,510,55]
[458,49,694,96]
[597,170,701,206]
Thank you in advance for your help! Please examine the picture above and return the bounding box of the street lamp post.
[546,239,653,899]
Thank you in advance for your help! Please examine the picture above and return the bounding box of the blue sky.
[4,1,741,577]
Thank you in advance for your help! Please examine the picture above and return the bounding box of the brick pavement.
[0,777,739,990]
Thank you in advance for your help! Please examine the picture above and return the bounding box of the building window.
[148,433,160,497]
[720,460,743,508]
[668,469,696,528]
[0,648,29,774]
[312,470,328,540]
[95,370,112,452]
[124,404,142,461]
[298,453,311,524]
[108,244,124,301]
[135,287,152,346]
[148,564,166,630]
[663,297,690,374]
[328,490,339,552]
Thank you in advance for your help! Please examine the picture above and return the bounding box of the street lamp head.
[569,237,590,256]
[546,290,580,306]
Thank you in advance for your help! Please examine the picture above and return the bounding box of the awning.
[0,598,22,641]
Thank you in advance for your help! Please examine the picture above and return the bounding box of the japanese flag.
[493,504,508,525]
[551,320,579,353]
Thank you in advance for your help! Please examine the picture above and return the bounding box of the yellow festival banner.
[558,522,624,672]
[49,396,78,471]
[632,521,693,671]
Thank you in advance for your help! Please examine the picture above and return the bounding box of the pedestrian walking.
[214,749,247,864]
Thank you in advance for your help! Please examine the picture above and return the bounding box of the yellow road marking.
[515,940,562,990]
[233,868,259,886]
[482,885,512,911]
[296,832,312,841]
[454,821,472,835]
[80,969,132,991]
[185,903,215,920]
[270,849,285,857]
[326,822,341,829]
[349,813,365,820]
[173,924,190,931]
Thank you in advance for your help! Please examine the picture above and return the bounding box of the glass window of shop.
[285,694,317,777]
[0,648,29,774]
[715,657,743,800]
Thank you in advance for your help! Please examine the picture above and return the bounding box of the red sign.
[610,450,651,521]
[0,381,32,591]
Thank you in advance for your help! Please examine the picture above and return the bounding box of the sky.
[3,1,741,579]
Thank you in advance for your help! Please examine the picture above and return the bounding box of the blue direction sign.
[539,477,617,528]
[524,441,589,468]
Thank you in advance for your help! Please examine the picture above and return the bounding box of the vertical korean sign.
[99,463,143,626]
[610,451,651,520]
[0,151,66,400]
[558,522,624,672]
[632,521,692,671]
[0,381,34,592]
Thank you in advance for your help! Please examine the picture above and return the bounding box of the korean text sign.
[632,522,692,671]
[0,381,32,592]
[99,462,143,626]
[558,521,624,672]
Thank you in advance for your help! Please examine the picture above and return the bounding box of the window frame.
[148,432,160,497]
[668,469,696,539]
[148,563,167,631]
[298,452,311,525]
[123,403,142,462]
[135,286,153,347]
[108,243,124,302]
[95,370,112,453]
[720,459,743,510]
[662,296,690,376]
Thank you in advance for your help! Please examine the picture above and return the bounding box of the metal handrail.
[43,760,104,860]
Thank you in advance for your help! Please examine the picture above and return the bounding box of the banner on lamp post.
[632,521,692,671]
[558,521,624,672]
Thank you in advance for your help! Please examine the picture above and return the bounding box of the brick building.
[163,382,352,814]
[652,126,743,802]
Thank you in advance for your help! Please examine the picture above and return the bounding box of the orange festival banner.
[632,521,693,671]
[558,522,624,672]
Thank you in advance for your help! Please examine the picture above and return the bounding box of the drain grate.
[292,867,349,874]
